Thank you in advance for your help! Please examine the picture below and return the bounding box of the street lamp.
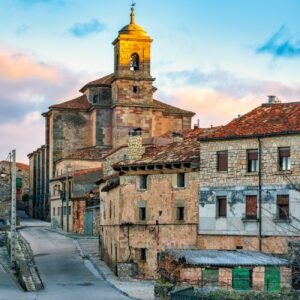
[0,150,17,268]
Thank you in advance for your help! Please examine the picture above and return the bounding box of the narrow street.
[0,215,130,300]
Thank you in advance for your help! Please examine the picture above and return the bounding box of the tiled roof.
[62,147,112,161]
[199,102,300,141]
[153,99,195,116]
[79,73,115,92]
[115,138,200,168]
[166,249,290,267]
[49,95,92,110]
[0,161,29,172]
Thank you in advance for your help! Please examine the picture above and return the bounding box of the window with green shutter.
[232,267,252,291]
[16,178,22,188]
[202,269,219,287]
[264,267,280,292]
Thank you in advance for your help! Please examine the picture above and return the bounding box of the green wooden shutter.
[16,178,22,188]
[264,267,280,292]
[202,269,219,287]
[232,267,252,291]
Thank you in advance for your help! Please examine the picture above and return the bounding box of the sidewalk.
[50,230,154,300]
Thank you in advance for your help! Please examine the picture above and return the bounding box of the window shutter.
[277,195,289,205]
[246,196,257,217]
[247,150,258,160]
[218,151,228,171]
[218,197,227,217]
[279,147,290,157]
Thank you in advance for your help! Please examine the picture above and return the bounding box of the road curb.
[72,239,139,300]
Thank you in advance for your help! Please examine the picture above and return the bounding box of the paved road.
[19,226,129,300]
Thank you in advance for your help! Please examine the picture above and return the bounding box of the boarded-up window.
[177,173,185,188]
[217,151,228,171]
[232,267,252,291]
[277,195,289,219]
[139,175,148,189]
[176,207,185,221]
[217,197,227,217]
[265,267,280,292]
[202,269,219,288]
[247,149,259,172]
[246,195,257,219]
[279,147,291,171]
[139,207,146,221]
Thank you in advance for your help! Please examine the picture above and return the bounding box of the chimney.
[268,95,281,104]
[128,128,143,160]
[172,132,183,143]
[193,119,200,129]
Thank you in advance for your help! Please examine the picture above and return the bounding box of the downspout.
[258,137,262,252]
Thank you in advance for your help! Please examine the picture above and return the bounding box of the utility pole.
[65,165,69,232]
[10,149,17,267]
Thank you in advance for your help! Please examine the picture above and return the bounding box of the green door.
[265,267,280,292]
[85,210,93,236]
[232,267,252,291]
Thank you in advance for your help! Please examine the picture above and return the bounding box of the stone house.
[198,98,300,255]
[0,161,29,219]
[50,167,102,232]
[28,6,194,224]
[159,249,291,292]
[98,129,202,278]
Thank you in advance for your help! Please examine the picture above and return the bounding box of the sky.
[1,0,300,163]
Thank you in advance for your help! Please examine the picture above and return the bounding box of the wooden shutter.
[265,267,280,292]
[247,150,258,160]
[279,147,290,157]
[277,195,289,219]
[218,197,227,217]
[217,151,228,171]
[246,196,257,218]
[277,195,289,205]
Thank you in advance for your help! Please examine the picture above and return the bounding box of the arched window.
[130,53,139,71]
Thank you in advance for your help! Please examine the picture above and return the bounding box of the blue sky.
[1,0,300,162]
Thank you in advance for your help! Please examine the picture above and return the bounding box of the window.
[277,195,289,220]
[139,207,146,221]
[53,207,55,216]
[93,94,99,104]
[16,178,22,188]
[247,149,259,172]
[217,151,228,171]
[176,207,185,221]
[279,147,291,171]
[68,206,71,216]
[140,248,147,261]
[130,53,139,71]
[58,207,61,216]
[133,86,138,93]
[63,206,66,215]
[217,197,227,217]
[202,269,219,288]
[139,175,148,189]
[245,195,257,219]
[177,173,185,188]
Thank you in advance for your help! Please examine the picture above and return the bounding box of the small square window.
[177,173,185,188]
[93,94,99,104]
[139,175,148,189]
[278,147,291,171]
[217,197,227,217]
[176,207,185,221]
[217,151,228,172]
[247,149,259,172]
[139,207,146,221]
[140,248,147,261]
[133,86,138,93]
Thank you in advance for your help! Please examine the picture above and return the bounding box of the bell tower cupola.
[112,4,155,105]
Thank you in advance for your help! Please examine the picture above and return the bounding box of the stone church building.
[28,7,194,221]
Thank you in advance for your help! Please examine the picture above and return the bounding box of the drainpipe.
[258,137,262,252]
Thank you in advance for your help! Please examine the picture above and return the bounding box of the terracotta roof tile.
[80,73,115,92]
[199,102,300,141]
[153,99,195,116]
[49,95,92,110]
[0,161,29,172]
[62,147,112,161]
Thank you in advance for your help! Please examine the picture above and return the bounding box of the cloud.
[257,25,300,58]
[69,19,105,38]
[157,69,300,127]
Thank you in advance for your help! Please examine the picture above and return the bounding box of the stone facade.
[0,161,29,219]
[99,170,199,278]
[199,134,300,253]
